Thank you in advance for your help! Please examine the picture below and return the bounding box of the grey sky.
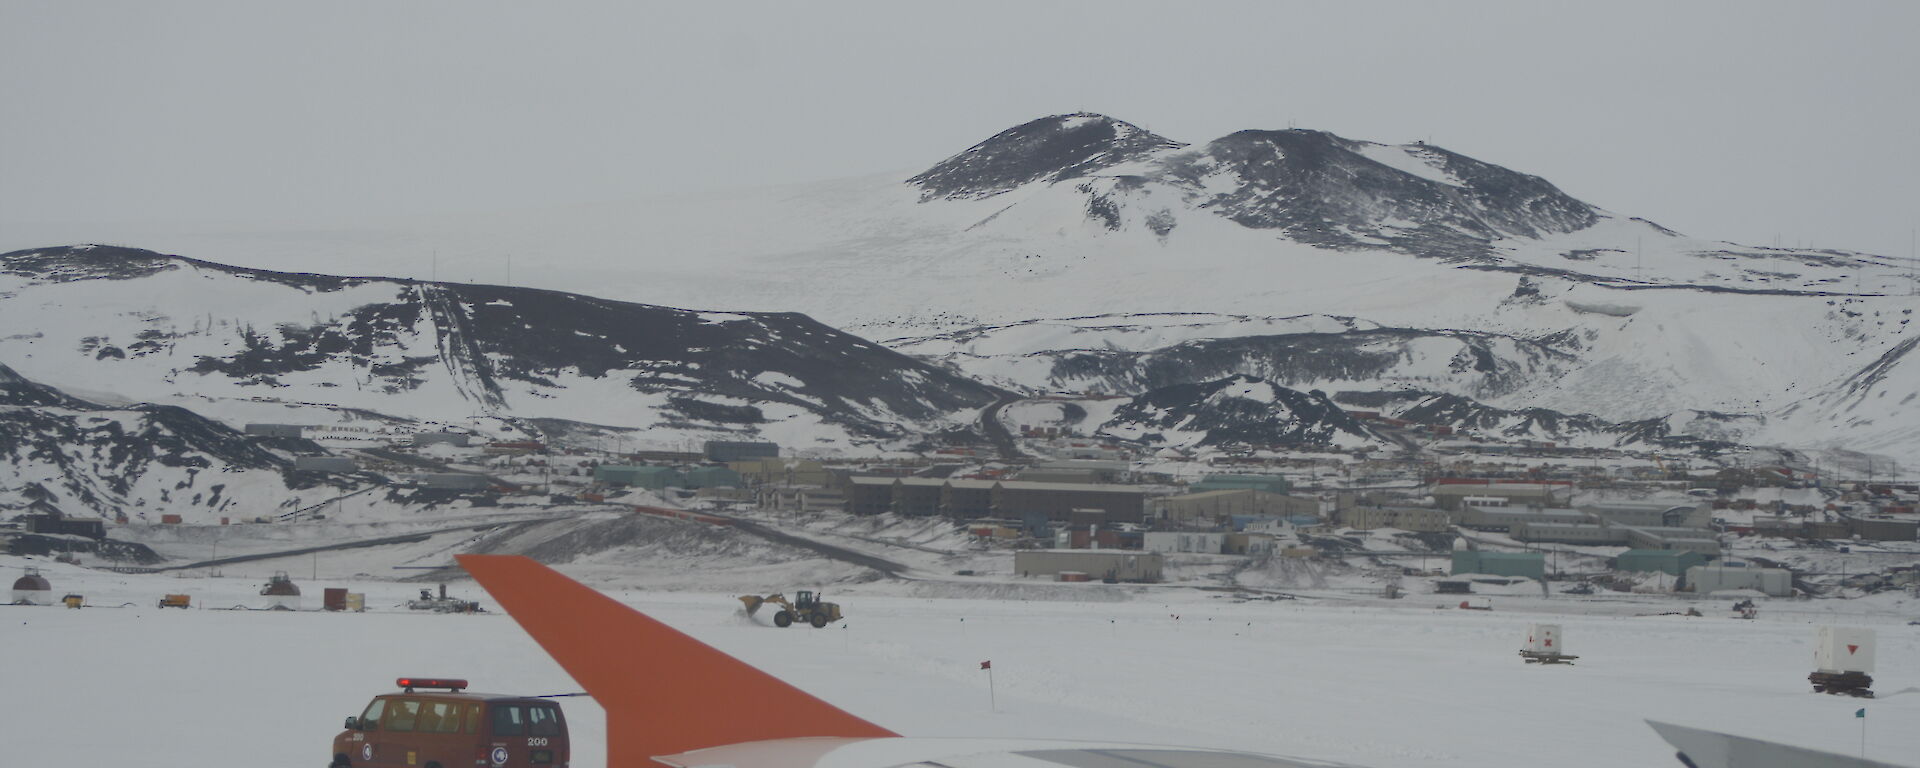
[3,0,1916,258]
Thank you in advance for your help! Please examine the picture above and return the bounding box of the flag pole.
[1859,707,1866,759]
[982,660,996,712]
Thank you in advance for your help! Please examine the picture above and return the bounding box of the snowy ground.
[7,547,1919,768]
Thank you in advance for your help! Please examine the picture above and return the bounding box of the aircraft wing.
[457,554,896,765]
[1647,720,1907,768]
[655,737,1363,768]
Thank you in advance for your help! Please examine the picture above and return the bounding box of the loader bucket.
[738,595,765,616]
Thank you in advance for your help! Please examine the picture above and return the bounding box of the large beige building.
[1014,550,1163,582]
[1429,484,1567,511]
[1344,507,1450,533]
[1152,489,1318,525]
[728,458,831,487]
[844,477,1149,522]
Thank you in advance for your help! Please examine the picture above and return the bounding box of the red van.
[332,678,568,768]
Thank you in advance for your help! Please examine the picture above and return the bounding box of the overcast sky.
[3,1,1916,257]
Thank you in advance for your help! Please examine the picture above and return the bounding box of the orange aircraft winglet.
[456,555,896,766]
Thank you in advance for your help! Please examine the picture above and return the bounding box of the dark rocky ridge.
[1333,389,1753,452]
[1167,130,1597,258]
[1038,328,1576,402]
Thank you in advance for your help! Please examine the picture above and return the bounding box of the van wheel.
[809,612,830,628]
[331,755,350,768]
[773,610,793,627]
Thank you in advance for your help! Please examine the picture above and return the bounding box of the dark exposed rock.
[1097,375,1380,448]
[908,113,1184,201]
[0,363,338,521]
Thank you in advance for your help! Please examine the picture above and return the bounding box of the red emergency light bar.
[397,677,467,692]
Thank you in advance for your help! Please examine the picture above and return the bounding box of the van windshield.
[359,699,386,727]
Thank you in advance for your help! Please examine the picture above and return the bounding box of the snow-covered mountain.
[0,362,349,522]
[4,113,1916,462]
[0,246,1007,454]
[914,113,1599,261]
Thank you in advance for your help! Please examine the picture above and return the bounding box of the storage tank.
[260,571,302,610]
[10,567,52,605]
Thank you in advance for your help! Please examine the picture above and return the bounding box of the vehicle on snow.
[332,678,568,768]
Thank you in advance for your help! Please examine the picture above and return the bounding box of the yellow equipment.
[62,594,85,609]
[737,590,843,628]
[159,594,192,609]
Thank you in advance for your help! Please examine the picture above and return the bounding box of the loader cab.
[332,678,568,768]
[794,590,817,610]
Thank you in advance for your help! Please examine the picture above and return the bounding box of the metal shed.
[594,465,684,490]
[416,473,494,491]
[1687,565,1792,596]
[293,456,357,473]
[1014,550,1163,583]
[1451,551,1546,580]
[1191,474,1292,495]
[704,440,779,463]
[684,466,743,489]
[412,432,472,448]
[1615,549,1708,577]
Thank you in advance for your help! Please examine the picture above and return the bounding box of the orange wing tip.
[457,554,895,763]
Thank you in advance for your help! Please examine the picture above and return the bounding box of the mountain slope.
[0,362,347,522]
[891,312,1577,402]
[0,246,1008,452]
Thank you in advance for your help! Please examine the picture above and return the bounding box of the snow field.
[5,553,1918,768]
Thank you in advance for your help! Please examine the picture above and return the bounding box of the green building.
[1451,551,1546,580]
[594,465,685,490]
[684,466,743,489]
[1615,549,1708,577]
[1191,474,1291,495]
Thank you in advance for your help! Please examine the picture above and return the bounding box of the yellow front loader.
[738,590,843,628]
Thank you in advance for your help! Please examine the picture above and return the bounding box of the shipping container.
[1814,627,1875,675]
[1524,624,1564,655]
[324,588,349,612]
[1686,565,1792,597]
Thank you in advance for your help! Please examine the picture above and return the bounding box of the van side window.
[422,701,462,733]
[492,705,524,736]
[360,699,387,728]
[528,705,562,736]
[385,698,421,733]
[465,704,482,734]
